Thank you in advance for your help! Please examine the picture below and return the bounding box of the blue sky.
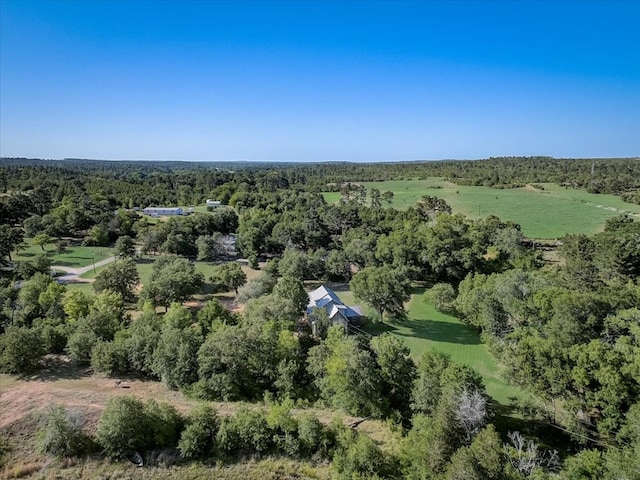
[1,0,638,161]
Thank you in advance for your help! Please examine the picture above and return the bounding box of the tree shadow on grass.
[136,257,155,264]
[50,260,84,267]
[362,315,480,345]
[21,355,90,382]
[393,317,481,345]
[362,321,395,336]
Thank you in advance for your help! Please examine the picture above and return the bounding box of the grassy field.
[337,288,527,406]
[323,179,640,238]
[12,240,113,268]
[71,257,262,301]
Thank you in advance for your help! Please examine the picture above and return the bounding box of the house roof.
[307,285,363,320]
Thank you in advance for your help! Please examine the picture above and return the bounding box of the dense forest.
[1,157,639,479]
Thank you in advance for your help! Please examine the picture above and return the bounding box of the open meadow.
[11,240,114,269]
[323,179,640,238]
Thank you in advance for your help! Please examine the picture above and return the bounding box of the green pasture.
[12,239,113,268]
[323,179,640,238]
[62,282,95,295]
[337,288,527,405]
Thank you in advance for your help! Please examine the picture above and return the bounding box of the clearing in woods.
[338,288,527,406]
[323,179,640,238]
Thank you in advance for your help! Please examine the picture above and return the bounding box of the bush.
[0,326,44,373]
[332,428,387,480]
[96,396,183,457]
[90,337,131,376]
[66,325,98,365]
[217,408,273,456]
[34,317,68,354]
[38,404,91,458]
[297,412,333,459]
[424,283,457,313]
[145,399,184,448]
[96,396,150,457]
[266,400,300,456]
[178,404,218,460]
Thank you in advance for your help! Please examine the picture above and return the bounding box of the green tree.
[411,351,452,415]
[197,325,276,400]
[332,428,387,480]
[308,328,385,417]
[425,282,457,313]
[114,235,135,259]
[178,404,218,460]
[140,255,204,310]
[235,272,276,304]
[196,233,224,261]
[370,333,417,420]
[93,258,139,301]
[37,281,66,320]
[126,303,162,377]
[0,225,24,263]
[32,233,53,252]
[63,290,91,322]
[210,262,247,293]
[197,298,239,334]
[401,412,463,479]
[350,265,411,322]
[85,224,109,246]
[0,326,44,373]
[273,275,309,316]
[153,322,202,389]
[326,249,352,282]
[90,335,131,376]
[16,271,54,323]
[15,254,52,280]
[38,404,91,458]
[278,248,308,279]
[96,396,182,457]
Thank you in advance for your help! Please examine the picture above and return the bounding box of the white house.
[306,285,364,336]
[206,199,222,208]
[142,207,184,217]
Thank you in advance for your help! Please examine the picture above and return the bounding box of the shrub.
[90,337,131,376]
[96,396,182,457]
[297,412,332,459]
[145,399,184,448]
[38,404,91,458]
[217,408,273,457]
[0,326,44,374]
[96,396,150,457]
[425,283,457,313]
[266,400,300,456]
[178,404,218,460]
[66,325,98,365]
[34,317,68,354]
[332,428,387,480]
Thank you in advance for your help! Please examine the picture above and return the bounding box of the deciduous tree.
[350,266,411,322]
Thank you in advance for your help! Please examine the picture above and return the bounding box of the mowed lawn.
[12,239,114,268]
[323,178,640,238]
[338,289,527,405]
[73,257,261,295]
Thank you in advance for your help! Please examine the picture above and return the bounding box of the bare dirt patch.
[0,356,236,438]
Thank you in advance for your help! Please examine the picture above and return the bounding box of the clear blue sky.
[1,0,638,161]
